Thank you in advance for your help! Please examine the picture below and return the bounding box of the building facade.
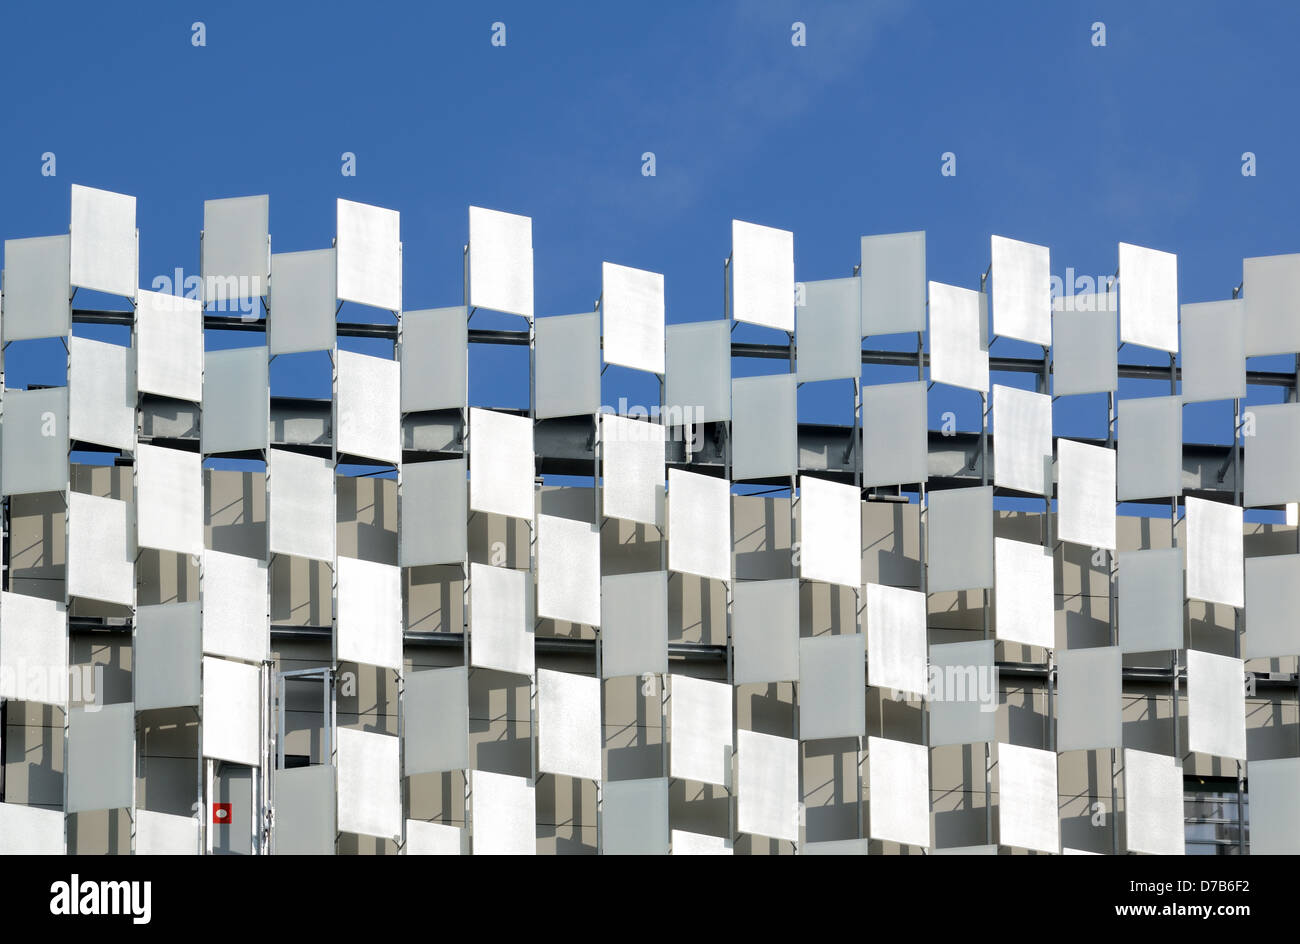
[0,185,1295,854]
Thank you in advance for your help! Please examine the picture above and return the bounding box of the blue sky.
[1,1,1296,510]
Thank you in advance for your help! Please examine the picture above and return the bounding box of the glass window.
[1184,777,1248,854]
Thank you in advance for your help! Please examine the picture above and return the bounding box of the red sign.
[212,802,233,825]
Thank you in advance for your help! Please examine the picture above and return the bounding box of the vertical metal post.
[659,375,669,781]
[204,758,214,855]
[461,244,473,846]
[1106,386,1120,854]
[592,312,604,853]
[979,387,992,844]
[1040,347,1057,761]
[329,345,340,853]
[62,343,72,854]
[1170,353,1181,762]
[393,300,406,853]
[528,309,538,788]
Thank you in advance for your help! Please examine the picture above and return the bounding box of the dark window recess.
[1184,775,1248,855]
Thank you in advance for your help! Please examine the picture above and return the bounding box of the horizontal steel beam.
[68,308,1298,387]
[64,621,1300,687]
[119,398,1261,504]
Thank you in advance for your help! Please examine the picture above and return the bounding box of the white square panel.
[67,491,134,607]
[1186,649,1246,761]
[860,231,926,336]
[1117,548,1183,653]
[1244,554,1300,658]
[736,729,798,843]
[601,571,668,678]
[928,281,988,392]
[135,602,201,711]
[136,443,203,556]
[800,475,860,589]
[203,551,267,663]
[70,184,136,298]
[136,809,199,855]
[732,219,794,332]
[136,289,203,402]
[1118,242,1178,352]
[665,320,731,424]
[0,803,63,854]
[670,829,732,855]
[1245,758,1300,855]
[991,235,1050,346]
[405,821,465,855]
[867,736,930,848]
[469,206,533,320]
[799,634,866,741]
[732,373,797,481]
[337,349,400,465]
[602,261,664,374]
[468,408,534,522]
[336,198,401,312]
[1123,748,1185,855]
[68,703,134,813]
[797,277,860,382]
[268,449,335,563]
[472,771,535,855]
[1056,646,1122,751]
[336,727,402,841]
[1243,253,1300,356]
[202,346,269,454]
[733,578,800,684]
[994,538,1054,650]
[2,386,68,496]
[536,514,600,627]
[1186,496,1243,608]
[3,234,71,341]
[269,249,336,355]
[1051,298,1117,396]
[202,194,268,304]
[400,458,467,567]
[273,765,335,855]
[337,555,403,670]
[1180,299,1246,403]
[69,337,135,452]
[538,668,602,782]
[928,640,998,746]
[400,306,466,412]
[667,469,730,583]
[1245,402,1300,508]
[927,486,994,592]
[602,413,664,527]
[800,839,870,855]
[862,381,927,488]
[535,311,600,419]
[669,674,733,788]
[202,656,261,767]
[997,743,1058,854]
[602,778,669,855]
[403,667,469,775]
[0,591,67,705]
[993,384,1051,496]
[469,563,534,677]
[1056,439,1116,550]
[865,583,927,698]
[1117,396,1182,500]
